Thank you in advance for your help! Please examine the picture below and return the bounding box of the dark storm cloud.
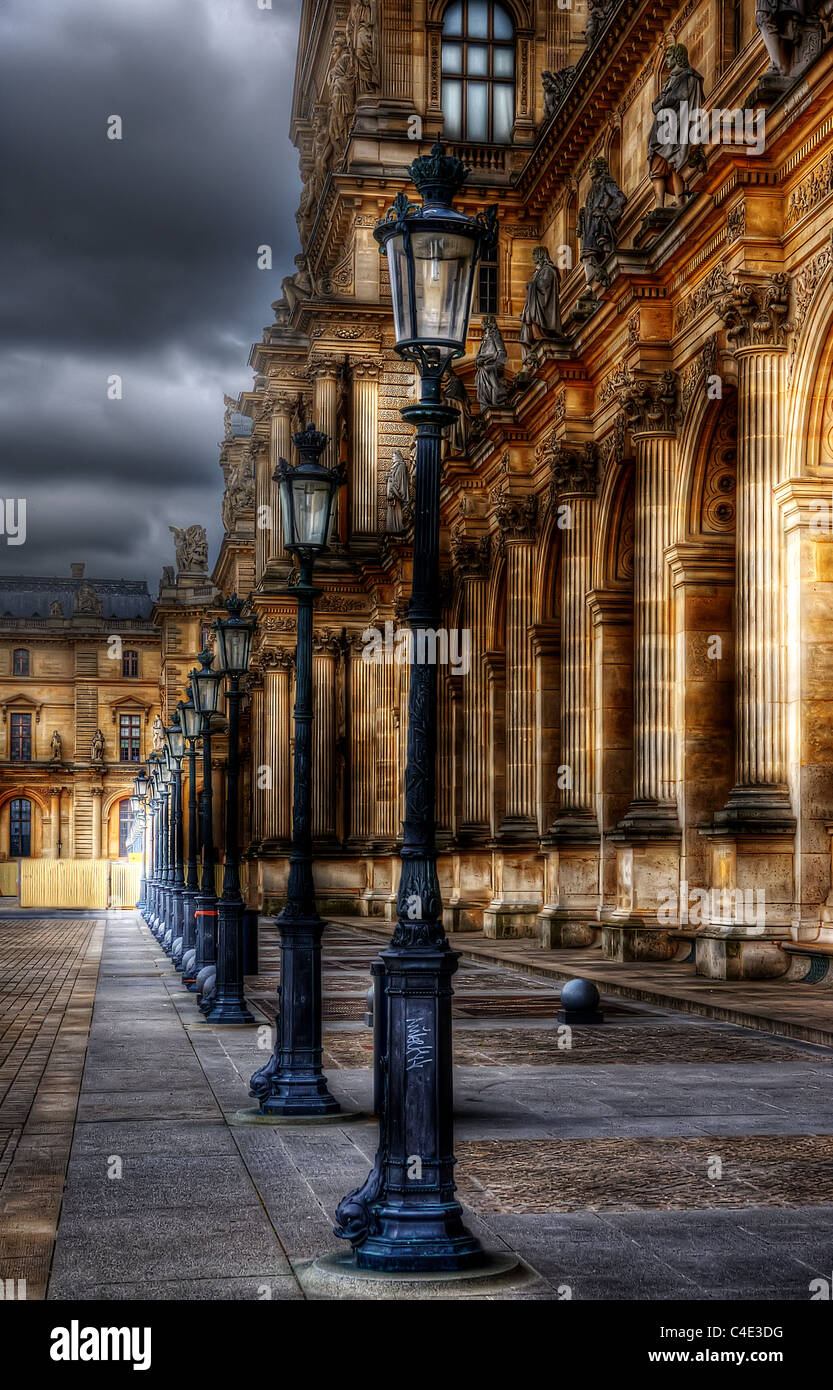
[0,0,303,582]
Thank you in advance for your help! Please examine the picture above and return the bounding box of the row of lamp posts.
[133,144,496,1276]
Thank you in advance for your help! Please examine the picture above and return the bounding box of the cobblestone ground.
[3,912,833,1300]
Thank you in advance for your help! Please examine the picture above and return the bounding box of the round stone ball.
[560,978,600,1012]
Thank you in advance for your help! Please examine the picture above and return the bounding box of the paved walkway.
[3,911,833,1300]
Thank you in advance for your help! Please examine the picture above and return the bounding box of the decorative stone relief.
[613,368,679,433]
[709,272,792,350]
[548,443,599,506]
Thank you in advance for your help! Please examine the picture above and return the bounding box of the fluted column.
[375,651,398,845]
[268,396,293,565]
[49,786,61,858]
[91,787,103,859]
[492,491,539,837]
[451,528,491,840]
[350,637,377,842]
[310,359,340,470]
[550,446,598,822]
[350,359,380,535]
[312,635,338,840]
[710,273,792,824]
[632,431,677,805]
[249,671,265,845]
[253,438,271,583]
[263,653,292,843]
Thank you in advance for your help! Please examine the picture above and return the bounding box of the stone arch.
[532,506,561,624]
[674,386,738,543]
[0,788,47,859]
[784,253,833,479]
[427,0,531,28]
[593,456,634,592]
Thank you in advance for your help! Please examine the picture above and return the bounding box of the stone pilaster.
[91,787,103,859]
[349,638,376,844]
[350,359,380,536]
[450,525,491,841]
[312,633,339,842]
[261,651,292,846]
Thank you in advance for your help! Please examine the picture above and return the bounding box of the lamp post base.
[204,898,254,1025]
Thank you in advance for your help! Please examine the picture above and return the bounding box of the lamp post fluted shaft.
[170,763,185,964]
[181,740,199,981]
[205,675,253,1024]
[194,722,217,974]
[253,558,338,1114]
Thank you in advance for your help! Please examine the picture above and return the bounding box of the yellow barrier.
[0,862,18,896]
[110,861,143,910]
[20,859,110,909]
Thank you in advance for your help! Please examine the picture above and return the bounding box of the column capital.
[307,355,342,380]
[709,270,792,352]
[349,357,381,379]
[613,368,678,437]
[450,523,491,579]
[489,486,539,556]
[548,441,599,506]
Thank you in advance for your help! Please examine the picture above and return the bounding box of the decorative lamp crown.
[407,142,469,208]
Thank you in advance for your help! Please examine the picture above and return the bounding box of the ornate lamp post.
[179,689,202,986]
[249,425,344,1114]
[159,756,174,949]
[165,714,187,965]
[204,596,257,1025]
[333,145,494,1270]
[189,648,222,984]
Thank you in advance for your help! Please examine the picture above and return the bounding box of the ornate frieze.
[675,262,733,335]
[709,272,792,350]
[598,412,627,470]
[785,153,833,228]
[726,203,746,244]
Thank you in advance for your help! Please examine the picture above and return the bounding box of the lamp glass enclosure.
[214,613,255,677]
[191,659,223,716]
[279,468,336,553]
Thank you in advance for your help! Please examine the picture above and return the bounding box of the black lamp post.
[204,596,257,1025]
[179,689,202,985]
[249,424,344,1115]
[165,714,186,965]
[333,145,495,1270]
[190,648,222,982]
[160,756,174,949]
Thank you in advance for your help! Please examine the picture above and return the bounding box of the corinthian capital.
[709,271,792,350]
[613,367,678,435]
[549,442,599,506]
[490,487,539,555]
[450,523,492,579]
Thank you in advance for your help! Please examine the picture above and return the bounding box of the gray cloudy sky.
[0,0,302,586]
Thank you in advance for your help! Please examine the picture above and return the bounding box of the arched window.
[118,799,134,858]
[13,649,29,676]
[441,0,515,145]
[122,649,139,678]
[10,798,31,857]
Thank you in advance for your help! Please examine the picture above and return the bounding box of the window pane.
[466,44,488,75]
[442,78,463,140]
[443,0,462,35]
[493,82,514,142]
[466,80,488,141]
[468,0,488,37]
[442,41,462,73]
[493,2,513,39]
[494,46,514,77]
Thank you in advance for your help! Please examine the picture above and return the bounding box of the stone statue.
[170,524,208,574]
[520,247,562,363]
[291,391,307,434]
[281,255,314,317]
[577,157,627,288]
[49,600,63,618]
[385,449,410,534]
[443,364,475,457]
[327,36,355,153]
[348,0,380,95]
[161,565,175,588]
[222,460,255,530]
[542,68,576,120]
[223,393,237,441]
[90,729,104,764]
[647,45,706,209]
[152,715,165,754]
[586,0,617,47]
[756,0,824,80]
[50,729,62,763]
[74,580,102,617]
[475,316,510,409]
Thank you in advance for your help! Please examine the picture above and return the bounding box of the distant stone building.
[210,0,833,988]
[0,563,161,859]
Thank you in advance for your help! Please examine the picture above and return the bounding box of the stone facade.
[215,0,833,986]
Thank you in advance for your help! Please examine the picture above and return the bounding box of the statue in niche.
[327,35,356,154]
[442,364,475,457]
[647,45,706,210]
[152,715,165,754]
[520,246,562,364]
[756,0,824,81]
[348,0,380,95]
[577,157,627,289]
[90,729,104,764]
[170,524,208,574]
[50,729,62,763]
[385,449,410,534]
[475,316,510,410]
[281,254,314,317]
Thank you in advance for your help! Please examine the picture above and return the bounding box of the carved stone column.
[349,637,377,845]
[484,489,543,939]
[261,650,292,847]
[248,668,265,847]
[538,443,601,947]
[91,787,103,860]
[312,633,339,842]
[268,397,294,568]
[603,373,682,962]
[309,358,340,470]
[49,786,61,858]
[451,526,491,842]
[252,438,271,584]
[350,359,380,536]
[695,272,795,979]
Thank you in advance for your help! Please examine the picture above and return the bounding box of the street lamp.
[178,690,202,986]
[249,424,344,1114]
[164,714,186,964]
[189,648,221,990]
[333,145,494,1271]
[203,596,256,1025]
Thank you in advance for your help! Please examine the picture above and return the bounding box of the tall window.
[118,800,134,857]
[13,649,29,676]
[441,0,515,145]
[10,713,31,761]
[122,649,139,677]
[119,714,141,762]
[10,798,31,857]
[477,241,499,314]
